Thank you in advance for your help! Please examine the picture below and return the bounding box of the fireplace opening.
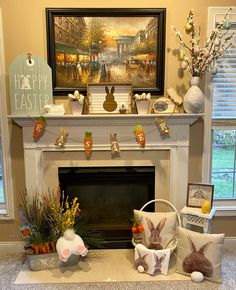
[58,166,155,249]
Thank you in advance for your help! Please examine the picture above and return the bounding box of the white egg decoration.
[214,37,221,47]
[191,271,204,283]
[137,265,144,273]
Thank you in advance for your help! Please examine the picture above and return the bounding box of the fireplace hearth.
[59,166,155,248]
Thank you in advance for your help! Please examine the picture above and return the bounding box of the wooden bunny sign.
[103,85,117,112]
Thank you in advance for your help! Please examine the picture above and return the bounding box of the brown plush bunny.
[182,237,213,277]
[153,253,166,275]
[134,247,149,272]
[103,85,117,112]
[146,217,167,250]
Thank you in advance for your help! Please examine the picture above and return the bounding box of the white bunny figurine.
[56,229,88,262]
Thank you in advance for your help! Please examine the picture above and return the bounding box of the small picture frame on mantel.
[85,83,135,114]
[186,183,214,208]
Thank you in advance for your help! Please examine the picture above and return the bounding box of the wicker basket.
[132,198,181,254]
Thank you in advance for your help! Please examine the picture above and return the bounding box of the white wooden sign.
[9,55,53,115]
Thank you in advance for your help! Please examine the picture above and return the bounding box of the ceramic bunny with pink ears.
[56,229,88,262]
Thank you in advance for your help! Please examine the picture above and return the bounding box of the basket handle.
[140,198,182,227]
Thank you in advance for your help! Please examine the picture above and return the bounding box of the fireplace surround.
[58,166,155,248]
[11,114,200,214]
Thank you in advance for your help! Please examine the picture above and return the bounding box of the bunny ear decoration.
[156,217,167,232]
[146,217,155,231]
[111,85,115,94]
[187,236,197,252]
[199,241,212,254]
[105,86,109,94]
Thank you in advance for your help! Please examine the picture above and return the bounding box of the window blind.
[212,23,236,119]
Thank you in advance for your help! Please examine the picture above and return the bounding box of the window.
[0,9,14,219]
[204,7,236,212]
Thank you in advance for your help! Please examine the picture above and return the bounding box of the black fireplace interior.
[58,166,155,248]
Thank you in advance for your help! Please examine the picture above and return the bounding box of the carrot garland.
[32,116,46,141]
[133,125,145,148]
[84,132,93,157]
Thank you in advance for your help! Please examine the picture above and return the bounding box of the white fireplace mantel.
[10,113,202,211]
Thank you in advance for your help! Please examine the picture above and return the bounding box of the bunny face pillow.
[56,229,88,262]
[133,210,177,250]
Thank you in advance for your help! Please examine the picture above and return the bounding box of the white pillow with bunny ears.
[175,227,225,283]
[134,243,171,275]
[133,210,177,250]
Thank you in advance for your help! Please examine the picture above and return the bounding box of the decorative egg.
[185,23,193,34]
[214,37,221,47]
[194,46,200,55]
[179,52,185,61]
[180,61,187,70]
[201,200,211,214]
[211,66,218,75]
[137,265,144,273]
[203,49,210,58]
[223,21,231,29]
[191,271,204,283]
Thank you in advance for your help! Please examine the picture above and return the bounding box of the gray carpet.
[0,249,235,290]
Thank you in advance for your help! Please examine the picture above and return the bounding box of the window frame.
[203,7,236,215]
[0,8,14,219]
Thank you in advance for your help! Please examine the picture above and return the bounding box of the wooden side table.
[180,206,216,233]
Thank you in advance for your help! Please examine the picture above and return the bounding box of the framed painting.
[46,8,166,96]
[186,183,214,208]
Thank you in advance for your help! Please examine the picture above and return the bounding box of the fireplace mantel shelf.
[8,113,203,127]
[11,113,202,212]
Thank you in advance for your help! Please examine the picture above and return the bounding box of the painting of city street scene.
[46,9,166,95]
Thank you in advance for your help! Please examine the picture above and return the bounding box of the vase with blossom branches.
[172,8,234,113]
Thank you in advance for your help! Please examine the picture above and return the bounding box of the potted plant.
[172,8,234,114]
[18,189,102,271]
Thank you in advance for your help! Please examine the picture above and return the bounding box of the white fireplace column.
[11,114,201,211]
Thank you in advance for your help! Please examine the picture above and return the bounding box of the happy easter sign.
[9,55,53,115]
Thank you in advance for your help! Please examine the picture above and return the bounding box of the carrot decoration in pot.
[32,116,46,142]
[84,132,93,158]
[133,124,145,148]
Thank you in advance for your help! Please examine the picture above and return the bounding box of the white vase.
[183,76,204,114]
[70,101,83,115]
[136,100,150,114]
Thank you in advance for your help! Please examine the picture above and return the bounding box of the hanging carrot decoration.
[84,132,93,158]
[133,125,145,148]
[32,116,46,141]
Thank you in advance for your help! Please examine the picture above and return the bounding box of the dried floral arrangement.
[18,189,102,255]
[172,8,235,78]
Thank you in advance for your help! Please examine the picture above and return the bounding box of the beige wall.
[0,0,235,241]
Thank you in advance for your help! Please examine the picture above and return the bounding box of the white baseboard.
[0,238,235,254]
[223,237,236,251]
[0,241,24,254]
